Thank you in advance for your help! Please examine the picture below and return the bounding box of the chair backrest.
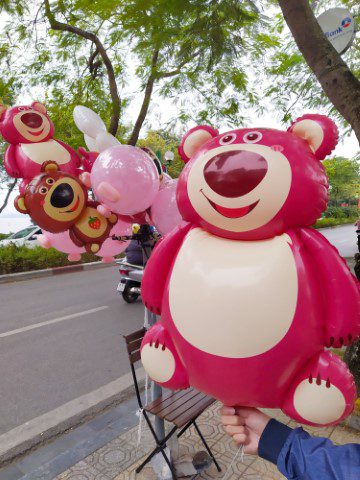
[123,327,146,408]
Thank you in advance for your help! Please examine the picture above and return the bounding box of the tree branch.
[43,0,121,136]
[277,0,360,144]
[156,51,201,79]
[127,49,159,146]
[0,178,17,214]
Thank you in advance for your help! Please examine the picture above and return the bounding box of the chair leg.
[137,412,178,478]
[193,420,222,472]
[177,420,193,438]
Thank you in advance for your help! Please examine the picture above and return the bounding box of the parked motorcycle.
[113,225,160,303]
[116,259,144,303]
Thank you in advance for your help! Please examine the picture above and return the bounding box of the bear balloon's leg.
[140,323,189,390]
[282,351,356,426]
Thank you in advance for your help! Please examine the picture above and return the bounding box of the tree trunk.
[43,0,121,136]
[0,178,17,214]
[277,0,360,144]
[128,50,159,146]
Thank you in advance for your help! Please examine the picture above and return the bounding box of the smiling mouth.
[65,196,80,213]
[28,128,44,136]
[200,190,259,219]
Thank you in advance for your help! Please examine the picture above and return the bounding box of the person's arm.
[259,418,360,480]
[220,406,360,480]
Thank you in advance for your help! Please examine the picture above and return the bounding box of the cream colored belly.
[169,228,298,358]
[20,140,71,165]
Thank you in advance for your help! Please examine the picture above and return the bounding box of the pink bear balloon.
[0,102,81,194]
[91,145,160,216]
[150,179,183,235]
[140,114,360,427]
[37,230,84,262]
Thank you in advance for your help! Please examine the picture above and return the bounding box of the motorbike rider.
[124,224,159,266]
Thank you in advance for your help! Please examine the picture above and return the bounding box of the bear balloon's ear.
[31,101,47,115]
[14,195,29,215]
[178,125,219,163]
[288,114,338,160]
[41,161,59,173]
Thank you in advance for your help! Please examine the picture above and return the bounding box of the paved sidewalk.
[56,403,360,480]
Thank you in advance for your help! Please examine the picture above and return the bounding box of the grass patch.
[314,217,357,229]
[0,244,99,275]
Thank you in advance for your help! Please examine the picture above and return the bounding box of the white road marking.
[0,306,109,339]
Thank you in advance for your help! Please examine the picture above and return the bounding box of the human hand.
[220,406,271,455]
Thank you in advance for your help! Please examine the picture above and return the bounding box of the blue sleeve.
[258,418,360,480]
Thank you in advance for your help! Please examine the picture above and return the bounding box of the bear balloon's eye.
[219,133,236,145]
[46,178,55,185]
[18,107,29,112]
[39,186,48,195]
[243,131,262,144]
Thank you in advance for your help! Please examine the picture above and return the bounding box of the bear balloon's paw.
[325,333,357,349]
[282,351,356,426]
[140,324,189,390]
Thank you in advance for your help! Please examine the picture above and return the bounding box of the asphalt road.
[0,267,143,435]
[0,224,356,438]
[320,224,358,258]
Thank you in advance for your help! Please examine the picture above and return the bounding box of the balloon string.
[221,444,244,480]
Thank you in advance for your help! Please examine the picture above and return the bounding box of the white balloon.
[73,105,106,138]
[84,134,97,151]
[95,132,121,152]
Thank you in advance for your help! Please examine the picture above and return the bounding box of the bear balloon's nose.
[203,150,268,198]
[21,112,43,129]
[50,184,74,208]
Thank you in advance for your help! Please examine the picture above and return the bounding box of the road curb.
[0,369,146,465]
[0,261,114,285]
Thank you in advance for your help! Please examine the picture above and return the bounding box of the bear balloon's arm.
[56,140,82,168]
[140,323,189,390]
[299,227,360,347]
[4,145,21,178]
[141,222,192,315]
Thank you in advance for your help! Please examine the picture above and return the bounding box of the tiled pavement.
[55,403,360,480]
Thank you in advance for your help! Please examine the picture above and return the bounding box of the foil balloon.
[0,101,81,194]
[74,106,120,155]
[78,147,99,173]
[140,114,360,427]
[95,132,121,152]
[91,145,160,216]
[84,134,97,152]
[14,162,118,254]
[150,179,183,235]
[37,230,85,262]
[73,105,106,139]
[96,218,132,262]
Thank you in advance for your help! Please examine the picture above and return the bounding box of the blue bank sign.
[317,8,356,54]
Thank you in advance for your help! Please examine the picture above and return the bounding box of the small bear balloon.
[140,114,360,427]
[14,162,117,254]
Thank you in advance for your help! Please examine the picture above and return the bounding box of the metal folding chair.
[124,328,222,478]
